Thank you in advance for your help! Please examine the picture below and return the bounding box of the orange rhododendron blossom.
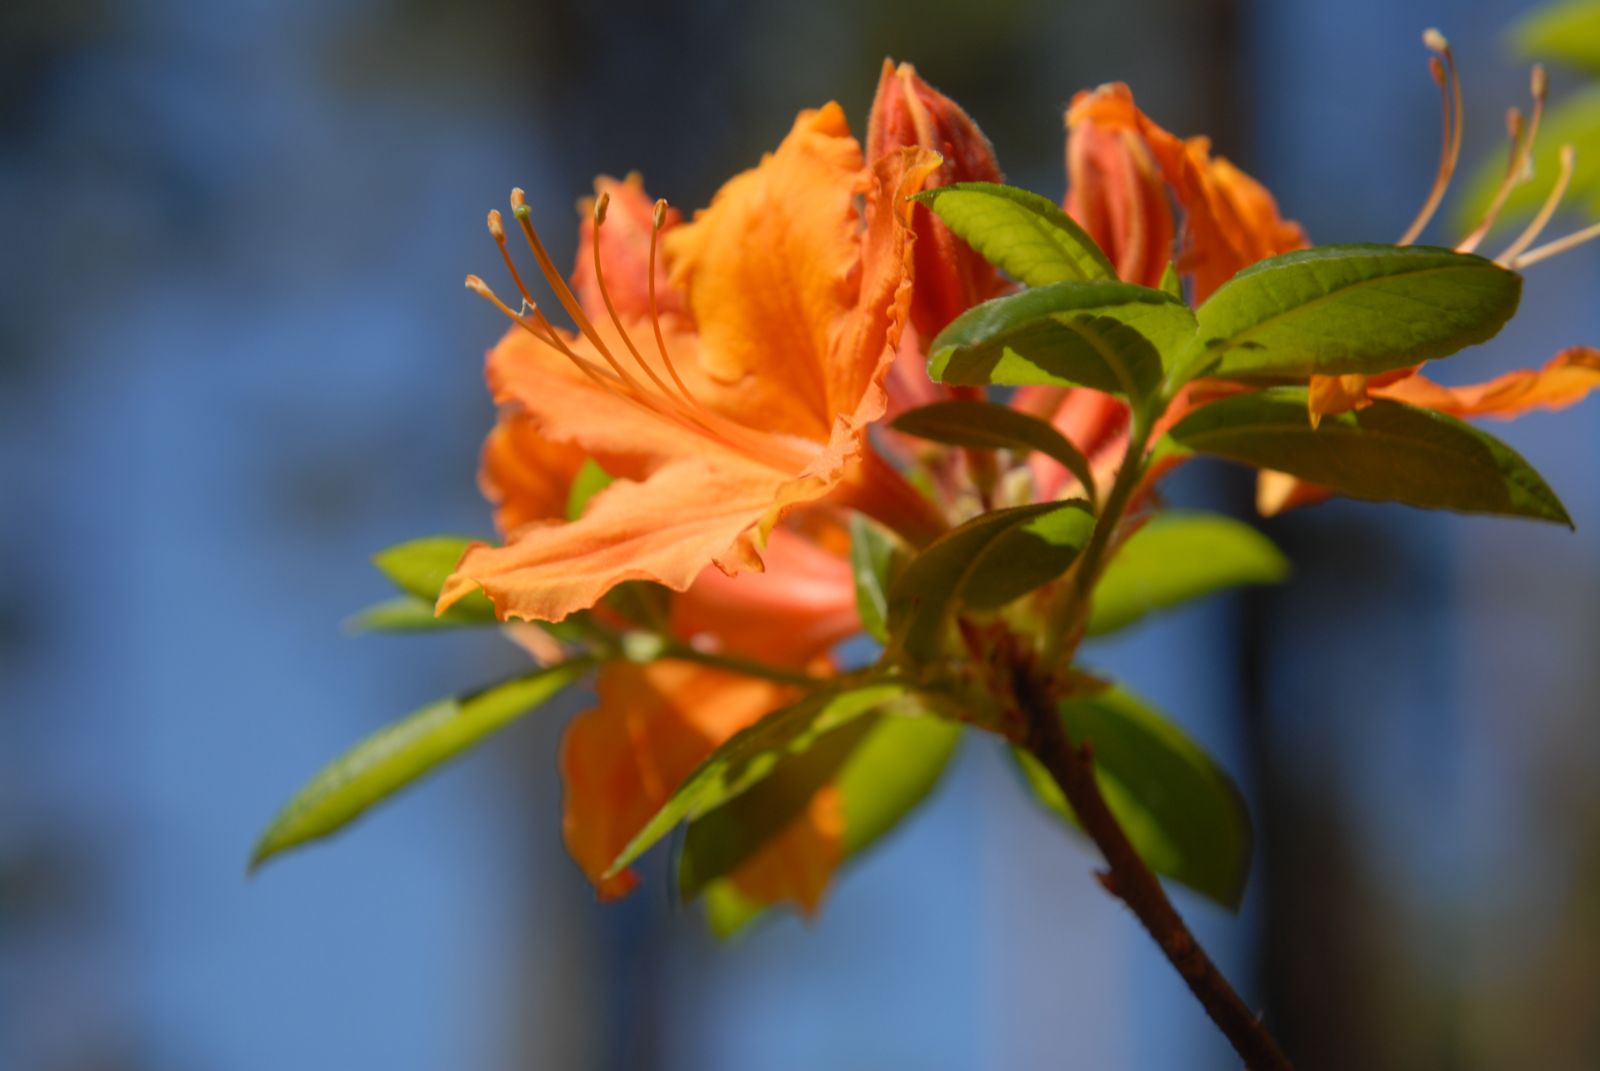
[1066,82,1307,301]
[439,106,942,623]
[561,527,859,909]
[868,59,1006,338]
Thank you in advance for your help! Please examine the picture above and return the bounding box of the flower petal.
[484,320,716,475]
[672,526,860,665]
[725,784,844,916]
[479,412,591,535]
[1372,347,1600,419]
[559,661,799,899]
[439,452,791,622]
[665,104,866,441]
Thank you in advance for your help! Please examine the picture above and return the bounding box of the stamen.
[1460,65,1549,254]
[508,188,657,401]
[586,190,698,410]
[1400,29,1462,246]
[646,198,700,405]
[1500,144,1576,265]
[466,275,617,384]
[487,210,548,332]
[470,189,817,476]
[1510,217,1600,270]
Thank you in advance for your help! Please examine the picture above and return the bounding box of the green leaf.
[927,281,1196,401]
[889,501,1095,661]
[1515,1,1600,73]
[565,459,614,520]
[1184,245,1521,382]
[250,660,590,869]
[691,717,962,939]
[1015,685,1253,908]
[345,595,498,633]
[891,399,1099,504]
[678,715,962,927]
[606,683,931,875]
[913,182,1116,285]
[1159,262,1183,301]
[1089,513,1289,636]
[372,536,498,620]
[848,515,900,644]
[1167,387,1571,524]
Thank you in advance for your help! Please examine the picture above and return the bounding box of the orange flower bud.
[1064,120,1175,289]
[868,60,1005,337]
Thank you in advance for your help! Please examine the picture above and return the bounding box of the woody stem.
[1014,668,1292,1070]
[1026,406,1292,1069]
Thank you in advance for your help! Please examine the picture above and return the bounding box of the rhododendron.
[257,33,1600,1070]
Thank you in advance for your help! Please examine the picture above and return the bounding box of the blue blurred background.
[3,1,1597,1067]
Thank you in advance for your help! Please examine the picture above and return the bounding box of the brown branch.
[1016,668,1293,1071]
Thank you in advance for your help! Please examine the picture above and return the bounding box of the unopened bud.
[867,59,1004,336]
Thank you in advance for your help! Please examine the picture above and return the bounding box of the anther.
[487,210,504,241]
[652,198,668,231]
[1401,29,1464,246]
[594,190,610,225]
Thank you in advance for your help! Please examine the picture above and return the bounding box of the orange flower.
[561,527,859,912]
[1066,82,1306,301]
[441,106,942,624]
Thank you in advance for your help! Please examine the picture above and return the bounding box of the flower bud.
[867,60,1004,337]
[1064,116,1175,289]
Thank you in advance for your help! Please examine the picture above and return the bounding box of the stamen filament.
[1459,65,1547,254]
[465,275,624,389]
[1400,30,1462,246]
[1500,144,1576,265]
[587,191,699,411]
[1511,216,1600,269]
[647,199,701,406]
[509,189,660,404]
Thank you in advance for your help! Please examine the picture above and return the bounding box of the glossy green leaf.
[913,182,1116,285]
[1089,513,1289,636]
[372,535,498,620]
[679,715,962,931]
[606,683,931,875]
[892,399,1099,503]
[927,281,1195,400]
[1515,1,1600,73]
[848,515,899,644]
[889,501,1094,660]
[250,660,591,869]
[1183,245,1521,382]
[345,595,497,633]
[1167,387,1571,524]
[1015,685,1253,908]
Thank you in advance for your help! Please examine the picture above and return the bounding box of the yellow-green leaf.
[250,660,590,870]
[1089,513,1289,635]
